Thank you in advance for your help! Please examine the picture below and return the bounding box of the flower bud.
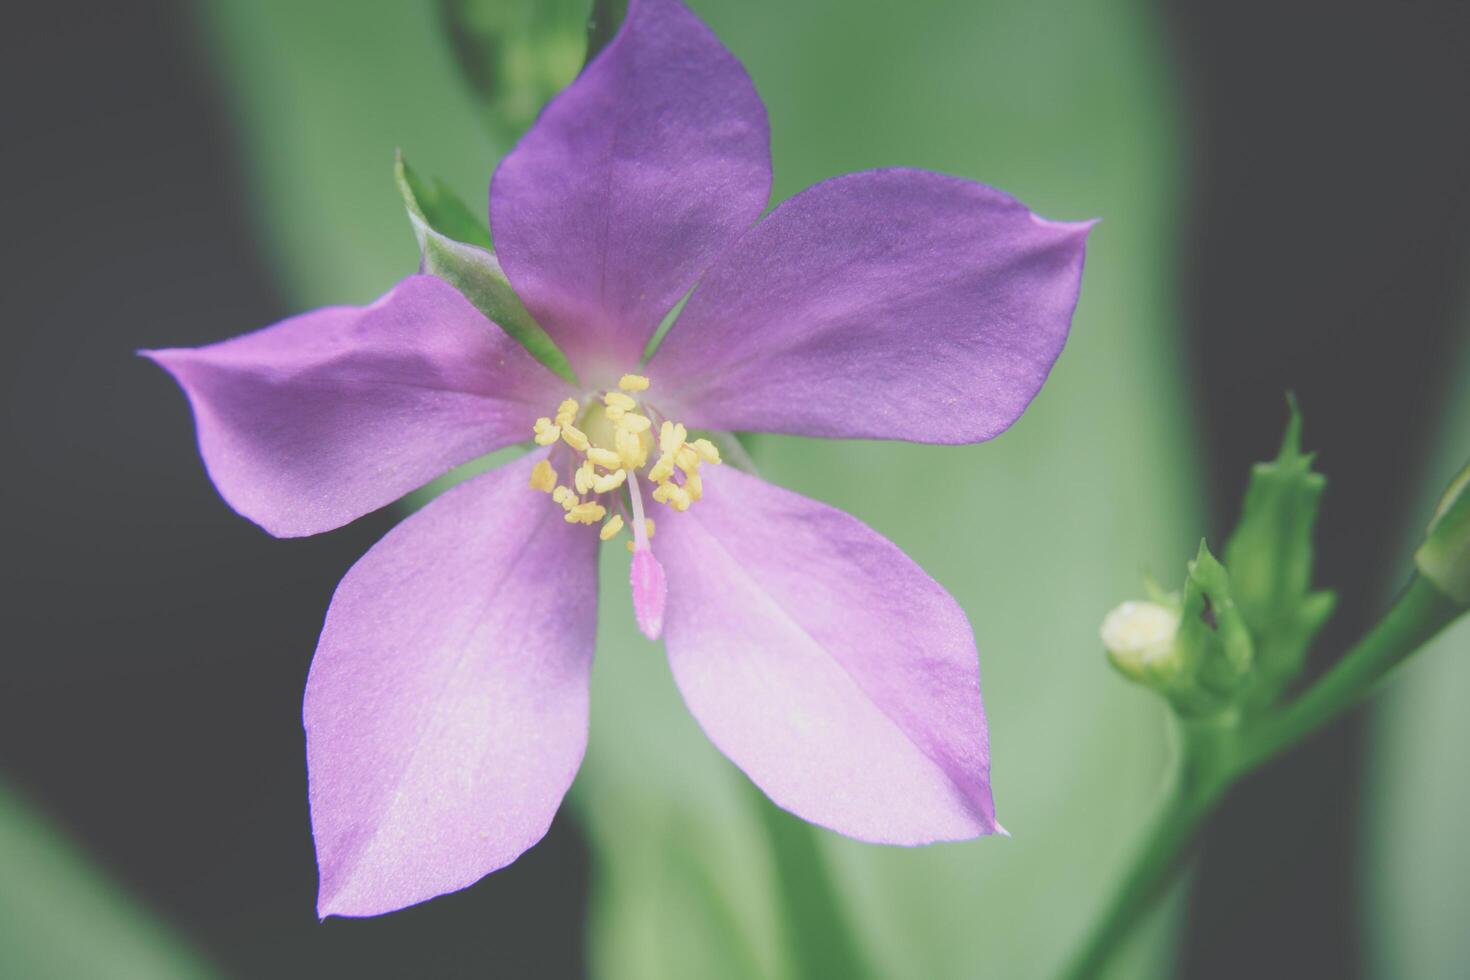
[1101,600,1181,683]
[1415,461,1470,604]
[1102,543,1255,718]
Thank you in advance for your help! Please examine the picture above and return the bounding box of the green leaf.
[395,151,576,383]
[585,0,630,63]
[751,781,873,980]
[0,783,216,980]
[1221,397,1336,707]
[437,0,625,146]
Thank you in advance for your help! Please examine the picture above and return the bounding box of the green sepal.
[1224,395,1324,630]
[395,151,576,383]
[1222,395,1335,707]
[396,152,494,250]
[1415,461,1470,604]
[1173,541,1254,707]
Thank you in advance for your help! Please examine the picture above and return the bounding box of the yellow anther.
[648,452,676,484]
[587,447,622,470]
[593,469,627,494]
[606,405,626,422]
[675,445,700,474]
[533,418,561,446]
[574,460,595,495]
[626,540,636,553]
[685,471,703,501]
[619,374,650,392]
[604,391,636,412]
[560,424,590,452]
[566,501,607,524]
[619,412,652,434]
[555,398,580,426]
[689,438,721,464]
[652,482,692,511]
[551,485,572,505]
[615,427,648,470]
[659,421,687,455]
[529,460,557,492]
[599,515,625,541]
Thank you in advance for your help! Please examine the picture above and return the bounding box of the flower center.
[526,374,722,548]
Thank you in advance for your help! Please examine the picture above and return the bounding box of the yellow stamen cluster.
[527,374,720,537]
[647,423,720,513]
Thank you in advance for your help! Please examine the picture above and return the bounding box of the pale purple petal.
[306,452,598,918]
[490,0,771,383]
[649,169,1093,443]
[143,275,569,537]
[657,466,997,843]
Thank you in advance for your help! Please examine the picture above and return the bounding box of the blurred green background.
[3,1,1467,978]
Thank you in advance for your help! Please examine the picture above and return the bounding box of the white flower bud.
[1100,600,1181,681]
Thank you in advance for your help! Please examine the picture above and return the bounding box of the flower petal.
[649,169,1093,443]
[657,465,997,843]
[306,452,598,917]
[490,0,771,383]
[143,275,568,537]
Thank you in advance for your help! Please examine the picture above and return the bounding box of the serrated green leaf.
[395,151,576,383]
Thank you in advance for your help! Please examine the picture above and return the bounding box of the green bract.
[395,151,574,382]
[1222,398,1336,707]
[1415,461,1470,604]
[1175,542,1253,711]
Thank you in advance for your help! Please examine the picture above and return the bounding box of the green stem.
[1057,725,1231,980]
[1240,574,1462,771]
[1058,574,1464,980]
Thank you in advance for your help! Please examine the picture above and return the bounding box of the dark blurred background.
[3,0,1467,977]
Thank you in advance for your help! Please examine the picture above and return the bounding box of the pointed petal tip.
[137,346,182,373]
[631,546,667,640]
[1031,212,1101,238]
[313,888,377,921]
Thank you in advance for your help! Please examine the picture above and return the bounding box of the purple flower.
[145,0,1091,918]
